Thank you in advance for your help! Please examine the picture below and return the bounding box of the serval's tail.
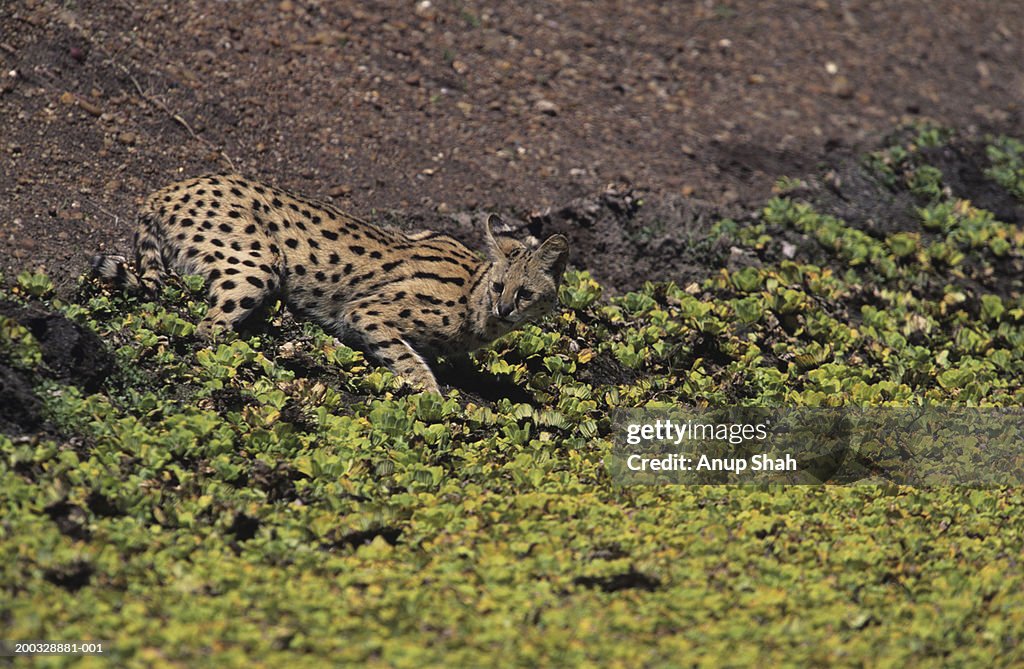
[91,211,166,294]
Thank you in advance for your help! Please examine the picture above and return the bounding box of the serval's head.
[481,215,569,328]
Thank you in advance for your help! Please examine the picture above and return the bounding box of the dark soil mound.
[0,302,114,434]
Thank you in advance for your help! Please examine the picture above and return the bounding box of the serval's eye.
[515,287,534,302]
[492,281,504,294]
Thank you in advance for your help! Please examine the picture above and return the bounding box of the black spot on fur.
[413,271,465,286]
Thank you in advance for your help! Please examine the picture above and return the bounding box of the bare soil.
[1,0,1022,293]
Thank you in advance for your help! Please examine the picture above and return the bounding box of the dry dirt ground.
[1,0,1022,293]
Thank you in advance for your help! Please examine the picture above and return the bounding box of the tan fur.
[93,174,569,393]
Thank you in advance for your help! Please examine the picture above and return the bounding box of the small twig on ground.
[110,60,237,171]
[84,197,121,228]
[39,6,238,172]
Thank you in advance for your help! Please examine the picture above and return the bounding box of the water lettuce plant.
[2,126,1024,667]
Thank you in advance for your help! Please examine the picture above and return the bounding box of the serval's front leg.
[341,300,441,394]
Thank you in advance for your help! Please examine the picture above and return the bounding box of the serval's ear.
[484,214,505,260]
[484,214,523,260]
[532,234,569,279]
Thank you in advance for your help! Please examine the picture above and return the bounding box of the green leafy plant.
[4,125,1024,667]
[986,135,1024,201]
[0,315,42,369]
[16,270,54,298]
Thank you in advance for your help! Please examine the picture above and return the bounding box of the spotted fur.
[92,174,569,393]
